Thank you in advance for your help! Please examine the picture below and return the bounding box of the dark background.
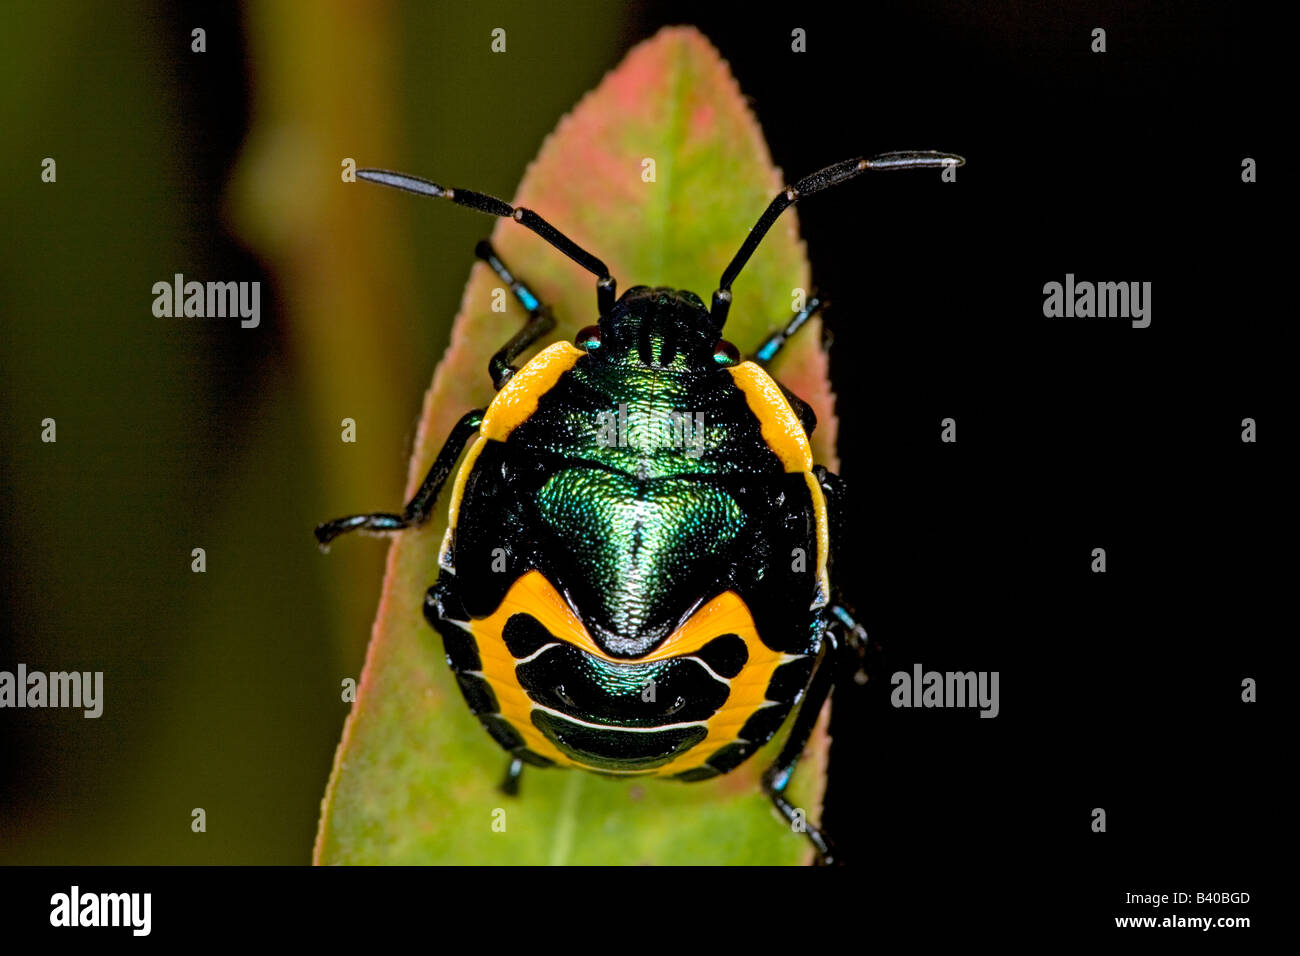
[695,0,1275,912]
[0,0,1276,920]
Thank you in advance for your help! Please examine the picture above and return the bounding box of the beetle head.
[574,286,740,369]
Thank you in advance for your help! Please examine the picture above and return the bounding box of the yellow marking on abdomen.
[464,570,794,776]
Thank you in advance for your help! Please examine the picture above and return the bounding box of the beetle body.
[429,287,831,778]
[317,150,962,860]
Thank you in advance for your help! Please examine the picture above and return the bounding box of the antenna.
[357,168,618,314]
[709,151,964,328]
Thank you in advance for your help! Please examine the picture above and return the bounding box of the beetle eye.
[575,325,602,351]
[712,339,739,366]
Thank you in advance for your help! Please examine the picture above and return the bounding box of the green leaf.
[315,25,839,865]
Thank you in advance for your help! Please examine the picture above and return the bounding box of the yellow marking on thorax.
[445,436,487,534]
[444,341,581,536]
[480,341,583,440]
[726,361,830,605]
[804,471,831,606]
[727,361,813,473]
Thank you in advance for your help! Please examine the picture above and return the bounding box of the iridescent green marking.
[533,468,746,655]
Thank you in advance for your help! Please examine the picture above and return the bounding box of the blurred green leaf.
[316,26,838,865]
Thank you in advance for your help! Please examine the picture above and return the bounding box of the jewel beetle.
[316,150,963,863]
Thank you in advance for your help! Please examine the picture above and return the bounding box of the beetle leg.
[750,293,826,366]
[475,240,559,389]
[760,639,839,864]
[314,408,486,546]
[499,756,525,796]
[829,600,880,686]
